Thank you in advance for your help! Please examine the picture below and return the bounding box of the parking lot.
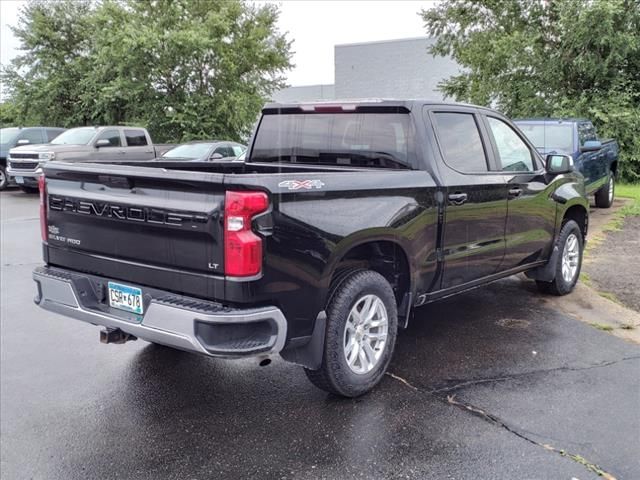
[1,189,639,480]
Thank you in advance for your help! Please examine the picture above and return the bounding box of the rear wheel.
[304,270,398,397]
[536,219,583,296]
[19,186,39,194]
[594,171,615,208]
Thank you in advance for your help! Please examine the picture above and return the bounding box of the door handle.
[448,192,468,205]
[508,188,523,198]
[118,150,126,155]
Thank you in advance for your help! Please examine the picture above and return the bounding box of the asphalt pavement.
[1,189,639,480]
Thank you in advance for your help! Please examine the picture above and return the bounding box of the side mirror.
[210,152,224,160]
[16,139,30,145]
[95,139,111,148]
[546,154,574,175]
[580,140,602,152]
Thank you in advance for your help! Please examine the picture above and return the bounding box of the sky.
[0,0,437,87]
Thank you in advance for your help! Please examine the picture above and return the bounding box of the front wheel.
[595,171,615,208]
[0,165,7,191]
[304,270,398,397]
[536,220,583,296]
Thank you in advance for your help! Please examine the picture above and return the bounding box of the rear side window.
[577,122,597,145]
[432,113,488,173]
[251,113,414,169]
[124,129,148,146]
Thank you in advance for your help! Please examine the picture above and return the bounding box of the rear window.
[516,123,574,152]
[124,129,148,146]
[251,113,414,169]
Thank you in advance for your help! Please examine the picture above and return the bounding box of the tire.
[0,165,7,191]
[304,270,398,397]
[594,171,615,208]
[19,186,39,194]
[536,219,583,296]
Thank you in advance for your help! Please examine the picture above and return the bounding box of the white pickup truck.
[7,126,174,192]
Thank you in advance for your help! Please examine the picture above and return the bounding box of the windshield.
[162,143,214,159]
[251,112,414,169]
[516,123,574,152]
[0,128,21,145]
[50,127,96,145]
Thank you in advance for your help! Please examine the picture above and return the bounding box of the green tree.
[2,0,94,127]
[422,0,640,181]
[2,0,292,143]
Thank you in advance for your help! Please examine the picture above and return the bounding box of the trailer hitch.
[100,328,137,344]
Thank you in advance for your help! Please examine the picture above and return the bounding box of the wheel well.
[610,161,618,177]
[563,205,588,239]
[331,241,410,307]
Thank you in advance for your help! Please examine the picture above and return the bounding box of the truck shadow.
[52,275,618,479]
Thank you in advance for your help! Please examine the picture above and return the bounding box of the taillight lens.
[224,190,269,277]
[38,175,47,243]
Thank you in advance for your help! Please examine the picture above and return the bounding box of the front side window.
[231,145,246,156]
[213,145,235,158]
[18,129,44,144]
[251,112,414,169]
[46,129,65,142]
[432,112,488,173]
[124,129,148,146]
[487,117,535,172]
[96,129,121,147]
[162,143,215,159]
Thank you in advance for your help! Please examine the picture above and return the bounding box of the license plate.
[108,282,144,315]
[15,176,24,184]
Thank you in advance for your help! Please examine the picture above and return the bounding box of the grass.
[589,322,614,332]
[614,182,640,219]
[597,290,623,306]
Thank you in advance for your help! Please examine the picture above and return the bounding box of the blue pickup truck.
[515,119,619,208]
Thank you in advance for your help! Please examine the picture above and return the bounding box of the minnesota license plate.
[15,176,24,184]
[108,281,144,315]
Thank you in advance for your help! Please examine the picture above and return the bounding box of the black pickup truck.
[33,100,589,397]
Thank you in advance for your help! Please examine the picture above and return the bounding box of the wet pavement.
[2,189,639,480]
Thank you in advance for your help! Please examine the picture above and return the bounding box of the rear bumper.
[33,266,287,357]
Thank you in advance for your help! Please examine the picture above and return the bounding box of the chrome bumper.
[6,164,43,179]
[33,266,287,357]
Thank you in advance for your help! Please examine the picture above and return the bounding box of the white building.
[272,37,461,103]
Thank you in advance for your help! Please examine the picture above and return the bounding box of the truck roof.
[515,118,590,123]
[263,98,486,112]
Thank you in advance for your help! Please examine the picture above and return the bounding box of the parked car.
[33,100,588,397]
[6,126,174,192]
[159,141,246,161]
[514,119,619,208]
[0,126,66,191]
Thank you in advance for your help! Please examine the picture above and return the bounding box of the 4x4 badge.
[278,180,325,190]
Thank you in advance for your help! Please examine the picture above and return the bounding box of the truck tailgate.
[43,163,226,299]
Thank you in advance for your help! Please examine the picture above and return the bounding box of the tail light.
[38,175,47,243]
[224,190,269,277]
